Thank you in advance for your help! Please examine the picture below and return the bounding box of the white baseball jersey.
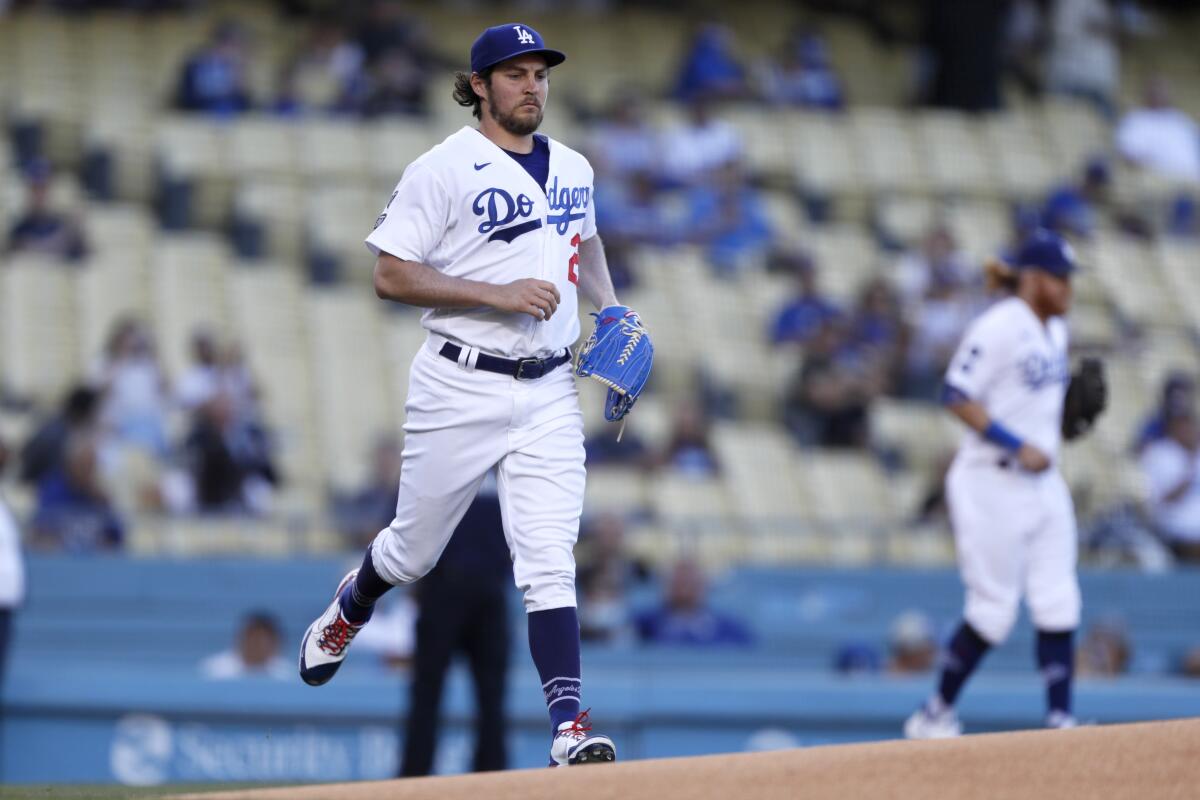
[365,126,596,358]
[945,296,1070,463]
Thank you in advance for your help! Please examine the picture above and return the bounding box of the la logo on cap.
[514,25,535,44]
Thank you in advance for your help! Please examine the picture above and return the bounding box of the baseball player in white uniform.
[905,229,1087,738]
[300,23,623,767]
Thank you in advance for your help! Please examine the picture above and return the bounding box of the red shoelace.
[559,708,593,739]
[318,616,358,656]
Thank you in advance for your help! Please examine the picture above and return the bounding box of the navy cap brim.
[475,47,566,73]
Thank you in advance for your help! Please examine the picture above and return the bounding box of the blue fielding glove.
[574,305,654,422]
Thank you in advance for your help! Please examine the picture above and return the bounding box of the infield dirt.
[178,717,1200,800]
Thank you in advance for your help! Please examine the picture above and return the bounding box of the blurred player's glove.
[1062,357,1107,440]
[575,305,654,422]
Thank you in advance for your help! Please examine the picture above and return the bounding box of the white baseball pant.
[369,337,586,612]
[946,458,1081,644]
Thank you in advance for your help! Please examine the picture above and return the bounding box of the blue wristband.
[983,421,1023,451]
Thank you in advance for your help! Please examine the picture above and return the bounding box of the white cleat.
[299,570,367,686]
[1045,710,1079,729]
[549,709,616,767]
[904,704,963,740]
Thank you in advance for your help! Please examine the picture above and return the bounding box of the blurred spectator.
[903,270,976,401]
[848,278,905,384]
[1077,617,1131,677]
[673,24,747,102]
[18,386,101,488]
[887,610,938,674]
[352,47,428,118]
[176,328,222,411]
[577,513,652,644]
[588,95,661,180]
[399,479,512,777]
[759,28,845,110]
[88,318,169,455]
[1139,409,1200,562]
[29,432,125,553]
[1045,0,1121,118]
[175,20,254,114]
[893,225,970,310]
[659,403,720,478]
[769,252,840,347]
[833,642,882,675]
[634,559,753,647]
[6,163,88,262]
[584,424,651,468]
[1042,158,1111,238]
[660,98,742,186]
[1167,194,1198,238]
[1181,645,1200,679]
[183,392,279,515]
[784,319,882,448]
[1116,78,1200,183]
[594,171,675,249]
[354,0,427,66]
[683,161,773,275]
[200,612,290,680]
[176,330,259,421]
[1001,0,1046,100]
[1134,372,1195,454]
[0,437,26,694]
[918,0,1008,112]
[353,591,416,669]
[280,18,365,113]
[332,433,403,548]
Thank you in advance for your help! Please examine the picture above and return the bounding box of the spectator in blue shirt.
[175,20,254,115]
[1134,372,1195,455]
[1042,158,1110,238]
[30,433,124,553]
[760,28,845,110]
[769,252,841,346]
[6,163,88,262]
[674,24,747,102]
[635,559,753,647]
[685,162,774,275]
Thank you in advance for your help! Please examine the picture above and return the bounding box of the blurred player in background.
[0,437,26,695]
[400,475,511,777]
[905,229,1104,738]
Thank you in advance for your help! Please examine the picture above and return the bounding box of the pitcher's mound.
[180,717,1200,800]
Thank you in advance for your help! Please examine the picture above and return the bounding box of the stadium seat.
[917,111,997,197]
[306,287,397,491]
[152,233,231,378]
[0,255,80,403]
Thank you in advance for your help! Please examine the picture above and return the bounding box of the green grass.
[0,784,299,800]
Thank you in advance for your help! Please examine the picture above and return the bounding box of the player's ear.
[470,71,490,102]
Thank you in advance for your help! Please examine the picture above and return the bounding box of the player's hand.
[1016,444,1051,473]
[487,279,560,321]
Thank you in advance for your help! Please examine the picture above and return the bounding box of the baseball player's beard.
[490,101,543,136]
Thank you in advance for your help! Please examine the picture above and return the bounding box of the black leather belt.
[439,342,570,380]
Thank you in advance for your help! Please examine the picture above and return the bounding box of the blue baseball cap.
[470,23,566,74]
[1012,228,1078,278]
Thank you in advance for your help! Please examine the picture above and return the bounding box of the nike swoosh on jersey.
[474,162,491,171]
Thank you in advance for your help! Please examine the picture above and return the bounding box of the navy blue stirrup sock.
[936,621,992,707]
[528,607,582,731]
[1037,629,1075,715]
[339,548,393,625]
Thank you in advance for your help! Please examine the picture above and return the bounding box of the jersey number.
[567,233,580,285]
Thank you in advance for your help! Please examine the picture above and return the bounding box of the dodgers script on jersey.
[366,126,595,358]
[946,296,1070,463]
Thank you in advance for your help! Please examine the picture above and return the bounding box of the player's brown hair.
[984,257,1020,294]
[453,67,494,119]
